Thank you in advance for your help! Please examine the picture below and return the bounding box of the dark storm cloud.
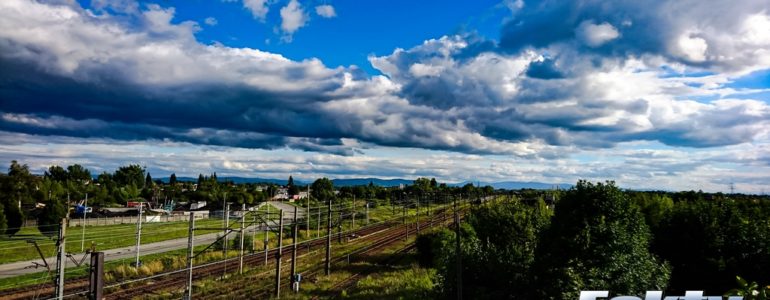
[499,0,770,71]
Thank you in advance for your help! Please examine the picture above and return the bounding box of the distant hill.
[452,181,571,190]
[332,178,413,187]
[159,176,306,185]
[488,181,571,190]
[158,176,568,190]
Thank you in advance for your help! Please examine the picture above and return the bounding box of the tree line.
[0,160,494,238]
[418,180,770,298]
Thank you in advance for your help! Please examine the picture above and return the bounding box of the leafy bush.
[534,181,670,299]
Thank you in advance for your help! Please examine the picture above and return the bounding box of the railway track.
[241,208,459,299]
[0,204,464,300]
[0,220,395,300]
[107,220,396,300]
[0,278,88,300]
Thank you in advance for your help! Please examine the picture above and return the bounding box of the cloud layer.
[0,0,769,191]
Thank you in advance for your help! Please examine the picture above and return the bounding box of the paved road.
[0,202,299,279]
[264,201,306,219]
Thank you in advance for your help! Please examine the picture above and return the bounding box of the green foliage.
[145,172,153,189]
[415,229,455,268]
[45,165,68,182]
[311,178,335,203]
[4,203,24,236]
[37,198,66,238]
[421,199,552,298]
[653,199,770,294]
[629,192,673,230]
[113,164,145,190]
[0,203,7,236]
[725,276,770,300]
[534,180,670,299]
[213,234,228,251]
[345,266,437,299]
[288,177,299,196]
[66,164,91,182]
[464,199,551,297]
[233,231,253,250]
[1,161,37,209]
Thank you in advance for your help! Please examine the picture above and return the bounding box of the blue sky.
[160,0,508,74]
[1,0,769,193]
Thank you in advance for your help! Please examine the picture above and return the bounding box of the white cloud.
[315,4,336,18]
[675,32,708,62]
[204,17,218,26]
[408,63,443,77]
[243,0,269,21]
[575,20,620,47]
[1,0,770,193]
[279,0,308,41]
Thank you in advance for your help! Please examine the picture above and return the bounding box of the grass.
[343,265,436,299]
[0,200,459,294]
[0,218,226,264]
[180,208,452,300]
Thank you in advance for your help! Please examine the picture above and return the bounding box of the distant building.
[290,192,309,201]
[272,187,289,200]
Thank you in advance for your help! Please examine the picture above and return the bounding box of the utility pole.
[274,210,284,299]
[54,218,66,300]
[307,185,310,237]
[316,208,321,238]
[88,252,104,300]
[403,204,407,241]
[325,199,332,275]
[135,202,143,267]
[454,196,462,300]
[251,215,257,253]
[338,210,343,244]
[416,196,420,235]
[265,204,270,265]
[185,213,195,300]
[365,202,369,225]
[351,194,356,230]
[223,198,229,261]
[238,204,246,274]
[81,192,88,252]
[290,206,298,290]
[222,199,229,280]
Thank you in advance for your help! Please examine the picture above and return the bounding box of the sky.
[0,0,769,193]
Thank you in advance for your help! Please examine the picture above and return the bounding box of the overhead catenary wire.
[3,200,460,298]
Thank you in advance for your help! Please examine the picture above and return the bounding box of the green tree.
[4,203,24,236]
[37,198,67,238]
[169,173,177,185]
[66,164,91,182]
[534,180,670,299]
[443,198,552,298]
[287,176,299,196]
[113,165,145,190]
[4,161,36,208]
[145,172,153,189]
[0,203,7,236]
[311,178,335,203]
[653,199,770,294]
[45,165,68,182]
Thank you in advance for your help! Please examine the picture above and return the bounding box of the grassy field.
[0,200,458,293]
[176,228,438,300]
[0,218,226,264]
[141,201,456,299]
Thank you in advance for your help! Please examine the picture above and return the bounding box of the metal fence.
[67,213,210,227]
